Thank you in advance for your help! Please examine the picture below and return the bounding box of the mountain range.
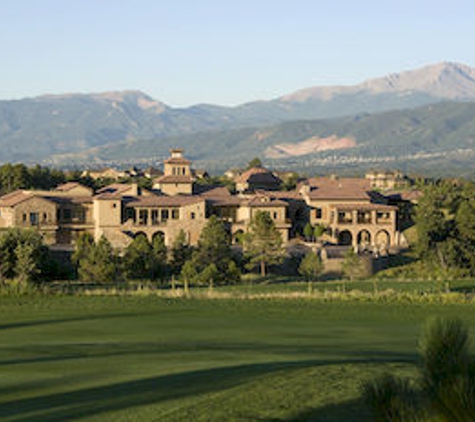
[1,61,475,175]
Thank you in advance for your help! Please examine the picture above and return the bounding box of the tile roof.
[235,167,282,185]
[333,203,397,211]
[164,157,191,165]
[154,175,195,184]
[126,195,204,207]
[305,177,372,200]
[96,183,133,194]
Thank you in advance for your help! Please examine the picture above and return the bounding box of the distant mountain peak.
[280,62,475,103]
[35,90,168,113]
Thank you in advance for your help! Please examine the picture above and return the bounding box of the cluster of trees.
[73,232,167,284]
[303,223,326,242]
[0,228,57,285]
[414,181,475,275]
[0,163,157,196]
[0,164,66,195]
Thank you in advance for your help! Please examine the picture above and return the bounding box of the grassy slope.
[1,296,475,421]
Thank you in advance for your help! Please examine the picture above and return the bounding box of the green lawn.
[1,296,475,421]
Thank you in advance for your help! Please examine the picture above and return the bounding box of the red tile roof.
[305,177,372,200]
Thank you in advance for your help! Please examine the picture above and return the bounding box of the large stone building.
[0,150,405,252]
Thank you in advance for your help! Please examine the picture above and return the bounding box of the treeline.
[0,164,67,194]
[414,180,475,276]
[0,163,155,195]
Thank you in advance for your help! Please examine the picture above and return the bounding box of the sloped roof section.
[305,177,372,200]
[235,167,282,185]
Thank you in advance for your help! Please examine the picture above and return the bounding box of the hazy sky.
[1,0,474,106]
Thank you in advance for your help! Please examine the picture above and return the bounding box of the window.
[23,213,27,222]
[191,212,196,219]
[43,213,48,222]
[161,209,169,221]
[139,209,148,225]
[63,209,72,221]
[172,209,179,219]
[151,210,159,225]
[29,212,39,225]
[273,212,278,219]
[315,208,323,219]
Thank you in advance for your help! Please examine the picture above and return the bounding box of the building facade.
[0,150,405,252]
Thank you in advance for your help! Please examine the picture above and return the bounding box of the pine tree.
[298,251,323,293]
[303,223,314,242]
[200,263,218,291]
[171,230,192,274]
[78,236,116,283]
[122,234,154,280]
[244,211,285,277]
[341,248,364,281]
[193,216,232,283]
[151,233,168,280]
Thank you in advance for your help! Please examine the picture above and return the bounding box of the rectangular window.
[63,209,72,221]
[191,212,196,220]
[172,209,179,219]
[151,210,159,225]
[161,209,169,221]
[315,208,323,219]
[273,211,278,219]
[29,212,39,225]
[139,209,148,225]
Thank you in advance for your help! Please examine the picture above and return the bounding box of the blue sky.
[1,0,474,106]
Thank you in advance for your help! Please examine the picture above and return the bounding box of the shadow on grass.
[0,353,415,422]
[0,312,140,332]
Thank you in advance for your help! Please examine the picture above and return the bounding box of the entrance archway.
[338,230,353,246]
[357,230,371,247]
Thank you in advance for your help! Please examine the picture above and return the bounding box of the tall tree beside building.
[244,211,285,277]
[151,233,168,279]
[0,228,46,281]
[341,248,364,281]
[298,251,324,293]
[122,234,155,280]
[78,236,116,283]
[193,215,234,284]
[414,182,475,274]
[171,230,193,274]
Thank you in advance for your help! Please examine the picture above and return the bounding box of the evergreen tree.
[303,223,314,242]
[226,260,241,285]
[171,230,192,274]
[341,248,364,281]
[193,216,233,283]
[122,234,154,280]
[298,251,323,293]
[246,157,263,169]
[78,236,116,283]
[0,228,45,282]
[14,242,39,283]
[180,259,197,295]
[72,232,95,270]
[200,263,218,291]
[151,233,168,280]
[244,211,285,277]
